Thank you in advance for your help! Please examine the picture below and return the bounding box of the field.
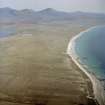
[0,21,104,105]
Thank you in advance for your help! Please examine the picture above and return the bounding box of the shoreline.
[67,26,105,105]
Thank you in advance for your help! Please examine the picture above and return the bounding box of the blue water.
[75,25,105,79]
[0,26,16,37]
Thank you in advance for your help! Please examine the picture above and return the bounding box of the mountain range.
[0,7,105,23]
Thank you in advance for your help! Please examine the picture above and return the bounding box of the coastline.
[67,26,105,105]
[0,23,98,105]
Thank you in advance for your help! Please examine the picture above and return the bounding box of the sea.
[0,26,16,37]
[75,25,105,87]
[73,25,105,104]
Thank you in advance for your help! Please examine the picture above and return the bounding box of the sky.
[0,0,105,13]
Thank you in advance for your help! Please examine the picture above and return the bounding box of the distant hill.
[0,7,105,23]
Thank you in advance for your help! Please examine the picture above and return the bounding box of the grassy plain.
[0,21,104,105]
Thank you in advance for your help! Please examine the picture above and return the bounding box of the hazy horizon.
[0,7,105,14]
[0,0,105,13]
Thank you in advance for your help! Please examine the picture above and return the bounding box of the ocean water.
[75,25,105,80]
[0,26,16,37]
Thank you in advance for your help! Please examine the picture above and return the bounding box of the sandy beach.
[67,27,105,105]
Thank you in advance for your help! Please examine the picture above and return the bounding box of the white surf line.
[67,26,105,105]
